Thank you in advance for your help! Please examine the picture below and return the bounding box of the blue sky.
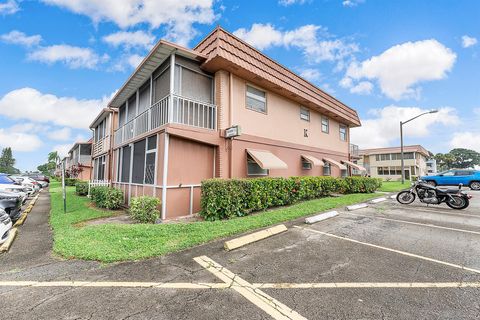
[0,0,479,171]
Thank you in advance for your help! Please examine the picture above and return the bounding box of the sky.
[0,0,479,171]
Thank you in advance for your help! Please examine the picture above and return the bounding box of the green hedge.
[64,178,79,186]
[129,196,161,224]
[75,181,88,196]
[90,186,124,210]
[200,176,382,221]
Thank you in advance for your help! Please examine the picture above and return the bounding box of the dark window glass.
[132,140,146,184]
[119,103,126,126]
[121,146,131,183]
[138,83,150,114]
[154,67,170,102]
[247,154,268,176]
[145,153,156,184]
[147,135,157,150]
[127,94,137,122]
[302,160,312,170]
[323,163,331,176]
[80,144,92,155]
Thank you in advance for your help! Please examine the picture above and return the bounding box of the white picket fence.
[88,180,111,196]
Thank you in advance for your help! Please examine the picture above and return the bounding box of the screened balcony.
[113,53,216,147]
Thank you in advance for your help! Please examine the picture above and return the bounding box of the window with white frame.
[246,85,266,113]
[323,163,331,176]
[120,145,131,183]
[321,116,329,133]
[300,107,310,121]
[145,135,157,184]
[339,125,347,141]
[247,154,268,176]
[128,135,157,185]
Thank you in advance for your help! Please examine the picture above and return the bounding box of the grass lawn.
[378,181,411,192]
[50,181,379,263]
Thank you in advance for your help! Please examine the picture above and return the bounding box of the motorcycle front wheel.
[445,195,469,210]
[396,191,416,204]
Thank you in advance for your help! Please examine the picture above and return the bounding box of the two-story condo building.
[358,145,429,180]
[67,140,93,181]
[90,108,116,181]
[97,26,362,219]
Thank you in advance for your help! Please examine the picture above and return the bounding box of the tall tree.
[435,149,480,170]
[0,147,19,174]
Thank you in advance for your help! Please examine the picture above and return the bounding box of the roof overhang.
[108,40,207,108]
[68,141,92,154]
[247,149,288,170]
[89,108,112,129]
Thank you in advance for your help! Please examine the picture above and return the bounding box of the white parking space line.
[0,281,229,289]
[194,255,307,320]
[253,282,480,289]
[295,226,480,275]
[393,207,480,219]
[342,212,480,235]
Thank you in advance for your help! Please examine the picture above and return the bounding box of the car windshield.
[0,175,15,184]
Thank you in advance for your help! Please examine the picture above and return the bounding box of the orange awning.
[341,160,366,171]
[246,149,288,169]
[301,154,324,167]
[323,157,347,170]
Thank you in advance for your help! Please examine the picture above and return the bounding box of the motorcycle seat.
[437,189,460,194]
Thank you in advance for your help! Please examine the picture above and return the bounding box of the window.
[154,67,170,102]
[378,167,383,175]
[302,159,312,170]
[127,94,137,122]
[119,103,126,126]
[175,65,213,103]
[247,154,268,176]
[94,155,106,180]
[323,163,331,176]
[339,125,347,141]
[145,135,157,184]
[132,140,146,184]
[300,107,310,121]
[121,145,131,183]
[455,170,473,176]
[404,152,414,159]
[138,82,150,115]
[246,85,266,113]
[321,116,329,133]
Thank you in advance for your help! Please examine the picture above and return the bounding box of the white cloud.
[299,68,322,81]
[342,0,365,7]
[351,106,459,148]
[0,128,43,152]
[52,144,72,158]
[350,81,373,94]
[28,44,109,69]
[47,127,72,141]
[41,0,216,46]
[342,39,456,100]
[0,87,111,129]
[0,0,19,15]
[279,0,307,6]
[1,30,42,47]
[103,30,155,49]
[461,35,477,48]
[127,54,144,69]
[450,132,480,152]
[233,23,358,64]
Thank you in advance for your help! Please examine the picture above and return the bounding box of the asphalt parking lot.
[1,190,480,319]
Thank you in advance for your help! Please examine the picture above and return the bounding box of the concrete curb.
[369,197,387,204]
[305,211,339,224]
[346,203,369,211]
[0,228,18,252]
[224,224,288,251]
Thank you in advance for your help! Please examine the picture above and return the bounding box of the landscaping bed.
[50,181,379,263]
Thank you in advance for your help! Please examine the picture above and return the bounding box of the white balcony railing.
[92,136,110,157]
[114,94,216,146]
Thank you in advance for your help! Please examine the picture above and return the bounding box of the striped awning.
[301,154,324,167]
[322,157,347,170]
[246,149,288,170]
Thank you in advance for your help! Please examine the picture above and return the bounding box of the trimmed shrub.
[90,186,124,210]
[129,196,161,224]
[75,181,88,196]
[64,178,79,186]
[200,176,382,221]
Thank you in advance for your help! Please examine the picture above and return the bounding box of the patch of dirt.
[79,213,134,226]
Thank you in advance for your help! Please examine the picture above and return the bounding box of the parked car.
[0,175,28,204]
[0,208,12,245]
[420,169,480,190]
[27,174,50,184]
[10,175,40,193]
[0,192,22,222]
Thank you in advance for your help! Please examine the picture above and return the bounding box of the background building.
[358,145,429,180]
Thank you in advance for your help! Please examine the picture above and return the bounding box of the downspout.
[161,52,175,220]
[229,72,233,179]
